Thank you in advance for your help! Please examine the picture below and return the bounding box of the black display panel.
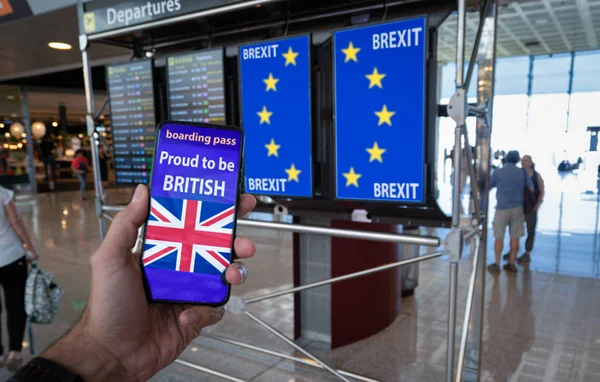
[106,60,156,186]
[166,48,226,124]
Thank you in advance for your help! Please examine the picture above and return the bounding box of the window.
[572,50,600,92]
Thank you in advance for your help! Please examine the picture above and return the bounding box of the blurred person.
[0,141,8,174]
[488,150,534,273]
[39,136,57,189]
[71,149,88,200]
[519,155,544,264]
[8,186,256,381]
[0,185,39,371]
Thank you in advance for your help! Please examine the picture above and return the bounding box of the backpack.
[25,263,63,324]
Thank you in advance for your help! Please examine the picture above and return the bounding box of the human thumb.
[100,184,149,256]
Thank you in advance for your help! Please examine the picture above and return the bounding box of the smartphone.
[140,121,243,306]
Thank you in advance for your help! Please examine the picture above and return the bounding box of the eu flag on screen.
[334,17,427,203]
[239,35,313,197]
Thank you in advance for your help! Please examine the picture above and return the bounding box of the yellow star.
[285,163,301,182]
[265,139,281,157]
[343,167,362,187]
[282,47,299,66]
[366,67,386,89]
[257,106,273,125]
[366,142,386,163]
[263,73,279,92]
[375,104,395,126]
[341,41,360,63]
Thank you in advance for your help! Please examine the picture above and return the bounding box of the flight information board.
[334,17,427,203]
[107,60,156,186]
[167,48,226,124]
[239,35,313,197]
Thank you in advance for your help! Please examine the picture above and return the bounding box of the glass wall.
[438,49,600,180]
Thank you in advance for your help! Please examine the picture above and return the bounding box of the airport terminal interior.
[1,0,600,381]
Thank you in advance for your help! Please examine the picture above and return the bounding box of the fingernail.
[132,184,144,202]
[233,262,248,283]
[184,311,198,326]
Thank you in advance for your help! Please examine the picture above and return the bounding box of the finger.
[225,262,248,285]
[233,236,256,259]
[179,306,225,328]
[237,194,256,218]
[99,184,148,256]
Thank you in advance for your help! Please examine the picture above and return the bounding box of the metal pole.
[173,360,245,382]
[448,0,468,379]
[238,219,441,246]
[456,0,467,88]
[452,126,464,226]
[456,238,480,382]
[463,128,482,221]
[464,228,481,242]
[205,335,380,382]
[20,87,37,194]
[102,205,125,212]
[464,0,491,91]
[101,204,441,245]
[463,0,498,380]
[246,251,443,304]
[244,311,351,382]
[80,36,106,241]
[447,261,458,382]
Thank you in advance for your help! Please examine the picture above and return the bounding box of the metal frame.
[78,0,498,380]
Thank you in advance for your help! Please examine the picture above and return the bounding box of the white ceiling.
[0,4,129,82]
[438,0,600,62]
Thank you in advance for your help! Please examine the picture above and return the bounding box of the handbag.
[523,170,536,214]
[25,263,63,354]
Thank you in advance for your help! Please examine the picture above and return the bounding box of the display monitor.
[333,17,427,203]
[166,48,226,124]
[106,60,156,186]
[238,35,313,197]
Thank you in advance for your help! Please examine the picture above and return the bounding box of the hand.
[26,250,39,263]
[42,185,257,381]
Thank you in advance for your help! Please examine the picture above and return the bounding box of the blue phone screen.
[142,122,242,305]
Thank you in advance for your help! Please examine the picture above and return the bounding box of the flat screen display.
[167,48,226,124]
[107,60,156,185]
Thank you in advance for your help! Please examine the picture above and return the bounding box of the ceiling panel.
[439,0,600,61]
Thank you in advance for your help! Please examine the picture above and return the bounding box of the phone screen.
[141,122,243,305]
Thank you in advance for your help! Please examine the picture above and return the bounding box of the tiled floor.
[1,171,600,381]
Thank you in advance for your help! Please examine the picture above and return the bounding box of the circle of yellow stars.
[340,41,395,188]
[257,45,302,183]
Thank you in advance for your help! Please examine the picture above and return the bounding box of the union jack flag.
[142,197,234,275]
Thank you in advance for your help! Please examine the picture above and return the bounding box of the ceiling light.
[0,123,4,128]
[48,42,72,50]
[6,95,15,100]
[52,121,58,127]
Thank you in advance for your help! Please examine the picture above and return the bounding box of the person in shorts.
[488,150,534,273]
